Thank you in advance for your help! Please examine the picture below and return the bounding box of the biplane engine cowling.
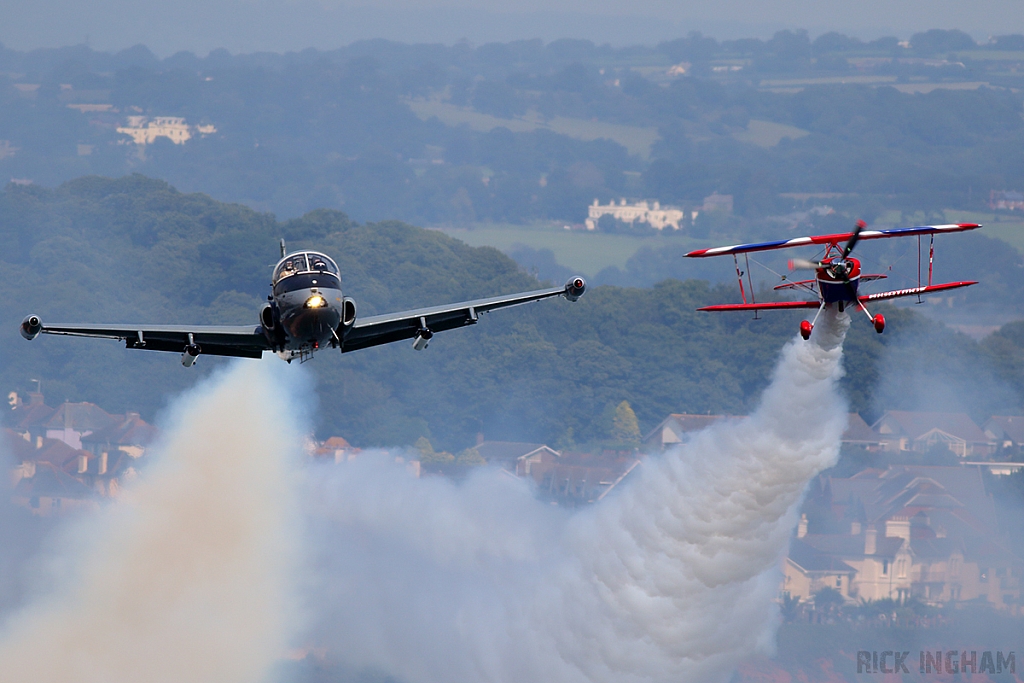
[20,315,41,340]
[565,277,587,302]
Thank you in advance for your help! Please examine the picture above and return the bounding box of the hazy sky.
[2,0,1022,56]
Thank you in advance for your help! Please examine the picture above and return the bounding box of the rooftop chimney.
[864,525,877,555]
[885,517,911,541]
[797,513,808,538]
[28,392,44,406]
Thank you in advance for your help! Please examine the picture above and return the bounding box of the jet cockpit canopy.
[273,251,341,294]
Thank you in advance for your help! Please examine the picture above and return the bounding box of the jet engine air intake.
[342,297,357,327]
[259,303,276,330]
[20,315,41,340]
[565,277,587,302]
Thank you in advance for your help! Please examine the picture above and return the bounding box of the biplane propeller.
[685,221,980,340]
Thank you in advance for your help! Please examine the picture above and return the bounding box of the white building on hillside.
[117,116,217,145]
[585,198,685,231]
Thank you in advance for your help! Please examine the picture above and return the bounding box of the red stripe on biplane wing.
[697,300,821,312]
[685,224,981,258]
[857,281,978,303]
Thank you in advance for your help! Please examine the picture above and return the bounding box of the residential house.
[11,462,97,516]
[3,428,99,514]
[313,436,361,463]
[990,190,1024,212]
[872,411,995,458]
[784,538,858,601]
[984,416,1024,457]
[842,413,884,451]
[474,441,561,476]
[7,391,55,445]
[523,450,640,505]
[789,465,1021,610]
[643,414,729,451]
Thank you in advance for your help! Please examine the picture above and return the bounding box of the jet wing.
[23,320,269,359]
[342,279,585,353]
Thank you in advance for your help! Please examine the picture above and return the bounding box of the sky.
[1,0,1022,56]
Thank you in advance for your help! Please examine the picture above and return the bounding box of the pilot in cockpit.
[311,257,327,271]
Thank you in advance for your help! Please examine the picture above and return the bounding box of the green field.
[732,120,810,148]
[433,222,705,276]
[405,100,660,158]
[944,210,1024,253]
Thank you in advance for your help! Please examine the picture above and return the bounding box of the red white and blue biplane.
[685,221,980,339]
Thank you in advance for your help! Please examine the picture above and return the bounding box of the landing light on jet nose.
[304,294,327,309]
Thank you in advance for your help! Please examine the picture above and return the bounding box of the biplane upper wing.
[685,223,981,258]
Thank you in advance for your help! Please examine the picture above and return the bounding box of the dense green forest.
[2,176,1023,450]
[0,29,1022,229]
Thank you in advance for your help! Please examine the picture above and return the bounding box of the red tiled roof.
[13,462,94,499]
[42,402,119,432]
[6,401,55,431]
[82,413,157,447]
[2,429,85,469]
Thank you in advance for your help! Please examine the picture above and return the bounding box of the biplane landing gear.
[856,300,885,334]
[800,320,813,340]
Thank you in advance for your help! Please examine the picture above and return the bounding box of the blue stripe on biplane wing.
[685,223,981,258]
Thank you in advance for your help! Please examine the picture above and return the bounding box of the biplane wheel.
[799,320,813,340]
[873,314,885,334]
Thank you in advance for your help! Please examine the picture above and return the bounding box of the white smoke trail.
[304,308,851,683]
[0,361,304,683]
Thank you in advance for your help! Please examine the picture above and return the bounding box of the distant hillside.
[1,176,1021,449]
[0,33,1022,228]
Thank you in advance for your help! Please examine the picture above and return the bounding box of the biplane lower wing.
[857,280,978,303]
[697,300,821,312]
[697,280,977,313]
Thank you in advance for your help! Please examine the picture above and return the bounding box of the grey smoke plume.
[303,308,852,683]
[0,361,304,683]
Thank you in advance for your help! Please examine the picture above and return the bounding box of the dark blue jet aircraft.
[21,243,586,366]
